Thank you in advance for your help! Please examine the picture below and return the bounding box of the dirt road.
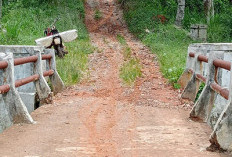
[0,0,228,156]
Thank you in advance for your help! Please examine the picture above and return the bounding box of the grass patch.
[117,34,142,85]
[117,34,127,45]
[94,9,102,20]
[117,34,131,59]
[0,0,92,85]
[194,83,205,102]
[173,83,181,89]
[56,39,94,85]
[120,58,142,85]
[122,47,132,60]
[142,25,193,84]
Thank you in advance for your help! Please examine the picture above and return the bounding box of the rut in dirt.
[0,0,227,157]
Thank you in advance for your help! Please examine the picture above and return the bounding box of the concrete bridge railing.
[178,43,232,151]
[0,46,64,133]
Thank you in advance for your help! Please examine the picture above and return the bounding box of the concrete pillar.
[190,51,224,122]
[178,46,198,88]
[0,94,12,133]
[0,46,44,112]
[190,24,207,41]
[33,50,52,100]
[209,60,232,151]
[208,52,232,128]
[0,53,34,125]
[44,49,65,95]
[181,51,201,101]
[0,52,12,133]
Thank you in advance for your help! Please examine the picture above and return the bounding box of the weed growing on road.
[120,58,142,85]
[117,34,142,85]
[122,47,132,60]
[117,34,131,59]
[94,9,102,20]
[117,34,127,46]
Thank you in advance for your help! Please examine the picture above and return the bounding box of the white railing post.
[44,49,65,94]
[0,53,12,133]
[0,53,34,124]
[181,51,201,101]
[190,51,224,122]
[33,50,52,101]
[209,60,232,151]
[178,45,198,88]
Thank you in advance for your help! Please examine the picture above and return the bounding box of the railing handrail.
[179,44,232,151]
[0,61,8,69]
[0,47,65,134]
[198,55,208,63]
[14,55,38,66]
[210,82,229,100]
[0,54,53,70]
[189,52,195,58]
[213,59,231,71]
[186,52,230,100]
[0,84,10,94]
[42,54,52,60]
[0,53,55,94]
[196,74,206,83]
[15,74,40,88]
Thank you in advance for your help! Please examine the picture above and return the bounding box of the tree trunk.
[211,0,214,19]
[0,0,2,29]
[204,0,214,24]
[175,0,185,27]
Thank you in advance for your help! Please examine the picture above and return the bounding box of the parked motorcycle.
[44,19,68,58]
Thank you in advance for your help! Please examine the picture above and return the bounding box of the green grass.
[117,34,127,46]
[195,83,205,102]
[121,0,193,85]
[143,25,193,83]
[0,0,92,85]
[121,0,232,86]
[94,9,102,20]
[117,34,142,85]
[117,34,131,59]
[120,58,142,85]
[56,39,94,85]
[117,34,132,59]
[122,47,132,60]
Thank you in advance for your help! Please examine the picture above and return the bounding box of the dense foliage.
[122,0,232,42]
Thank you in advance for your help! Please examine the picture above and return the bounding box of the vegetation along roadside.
[0,0,93,85]
[120,0,232,88]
